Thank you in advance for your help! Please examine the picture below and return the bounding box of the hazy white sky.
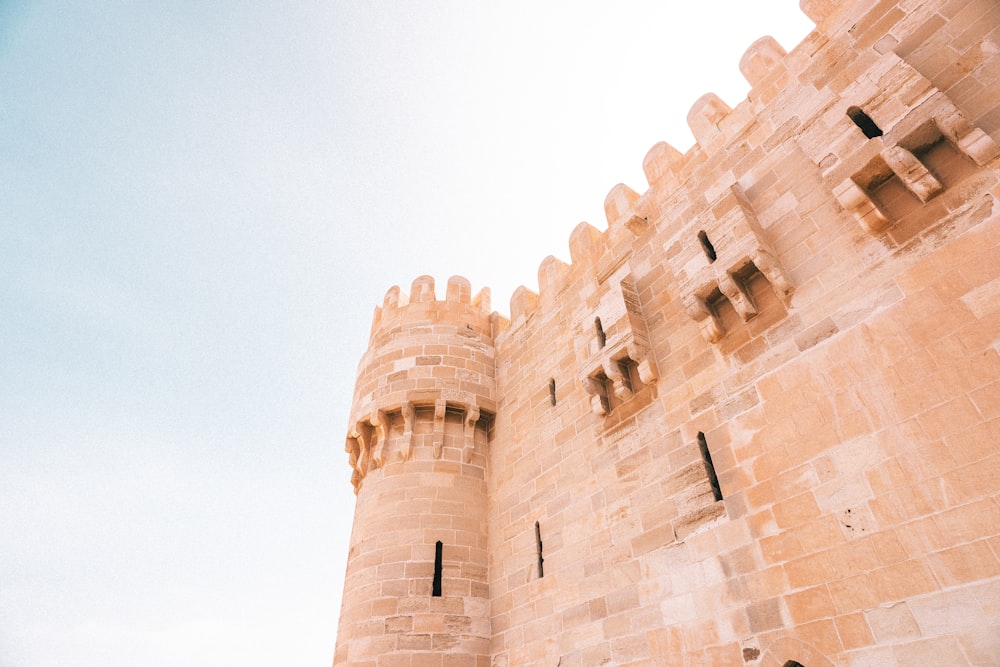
[0,2,812,665]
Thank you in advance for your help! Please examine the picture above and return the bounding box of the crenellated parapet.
[345,275,497,492]
[492,0,1000,356]
[338,1,1000,665]
[503,182,660,341]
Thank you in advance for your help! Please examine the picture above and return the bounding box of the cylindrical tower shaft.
[334,276,495,667]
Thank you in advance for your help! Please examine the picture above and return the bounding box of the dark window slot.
[535,521,544,578]
[697,432,723,502]
[432,541,443,596]
[847,106,883,139]
[698,230,717,262]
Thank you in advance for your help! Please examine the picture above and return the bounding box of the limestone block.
[881,145,942,202]
[384,284,405,310]
[739,36,787,88]
[509,285,539,326]
[798,0,841,25]
[642,141,682,187]
[537,255,570,309]
[568,221,605,265]
[687,93,731,147]
[604,183,641,227]
[446,275,472,304]
[411,275,436,302]
[936,106,1000,166]
[833,178,890,232]
[472,287,491,312]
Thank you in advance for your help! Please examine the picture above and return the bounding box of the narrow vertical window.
[432,541,443,596]
[697,230,717,263]
[846,106,883,139]
[595,317,606,348]
[535,521,544,578]
[548,378,557,406]
[697,432,723,502]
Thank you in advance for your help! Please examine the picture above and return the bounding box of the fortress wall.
[337,0,1000,665]
[486,0,1000,664]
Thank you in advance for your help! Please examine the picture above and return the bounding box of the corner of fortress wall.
[497,0,1000,336]
[335,0,1000,665]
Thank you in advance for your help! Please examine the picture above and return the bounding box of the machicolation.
[334,1,1000,665]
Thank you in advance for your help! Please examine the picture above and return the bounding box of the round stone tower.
[333,275,496,667]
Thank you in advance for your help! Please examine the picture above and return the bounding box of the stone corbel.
[433,399,447,459]
[581,375,609,416]
[679,184,793,343]
[831,84,999,234]
[369,410,389,469]
[347,425,370,491]
[578,271,658,417]
[354,426,370,476]
[345,434,362,492]
[936,107,1000,166]
[683,292,725,343]
[749,247,793,302]
[462,405,480,463]
[345,435,359,471]
[718,271,757,321]
[400,402,415,461]
[881,144,943,202]
[604,360,633,402]
[833,178,890,232]
[625,341,658,385]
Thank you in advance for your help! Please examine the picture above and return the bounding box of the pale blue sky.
[0,2,811,665]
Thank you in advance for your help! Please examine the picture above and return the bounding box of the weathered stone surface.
[334,2,1000,665]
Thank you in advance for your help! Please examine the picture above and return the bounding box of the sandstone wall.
[487,0,1000,664]
[337,0,1000,665]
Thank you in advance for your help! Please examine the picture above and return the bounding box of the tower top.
[369,274,495,341]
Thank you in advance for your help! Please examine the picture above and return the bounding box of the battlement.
[499,31,803,332]
[336,1,1000,664]
[496,0,999,341]
[369,275,499,341]
[347,274,499,496]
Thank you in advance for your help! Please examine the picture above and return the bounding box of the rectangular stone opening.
[697,432,723,502]
[432,540,443,596]
[535,521,544,578]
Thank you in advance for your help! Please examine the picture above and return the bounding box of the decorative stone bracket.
[463,405,481,463]
[579,274,658,416]
[679,185,793,343]
[345,411,379,493]
[345,395,492,492]
[432,399,447,460]
[400,401,415,462]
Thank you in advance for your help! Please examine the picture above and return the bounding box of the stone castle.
[333,0,1000,664]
